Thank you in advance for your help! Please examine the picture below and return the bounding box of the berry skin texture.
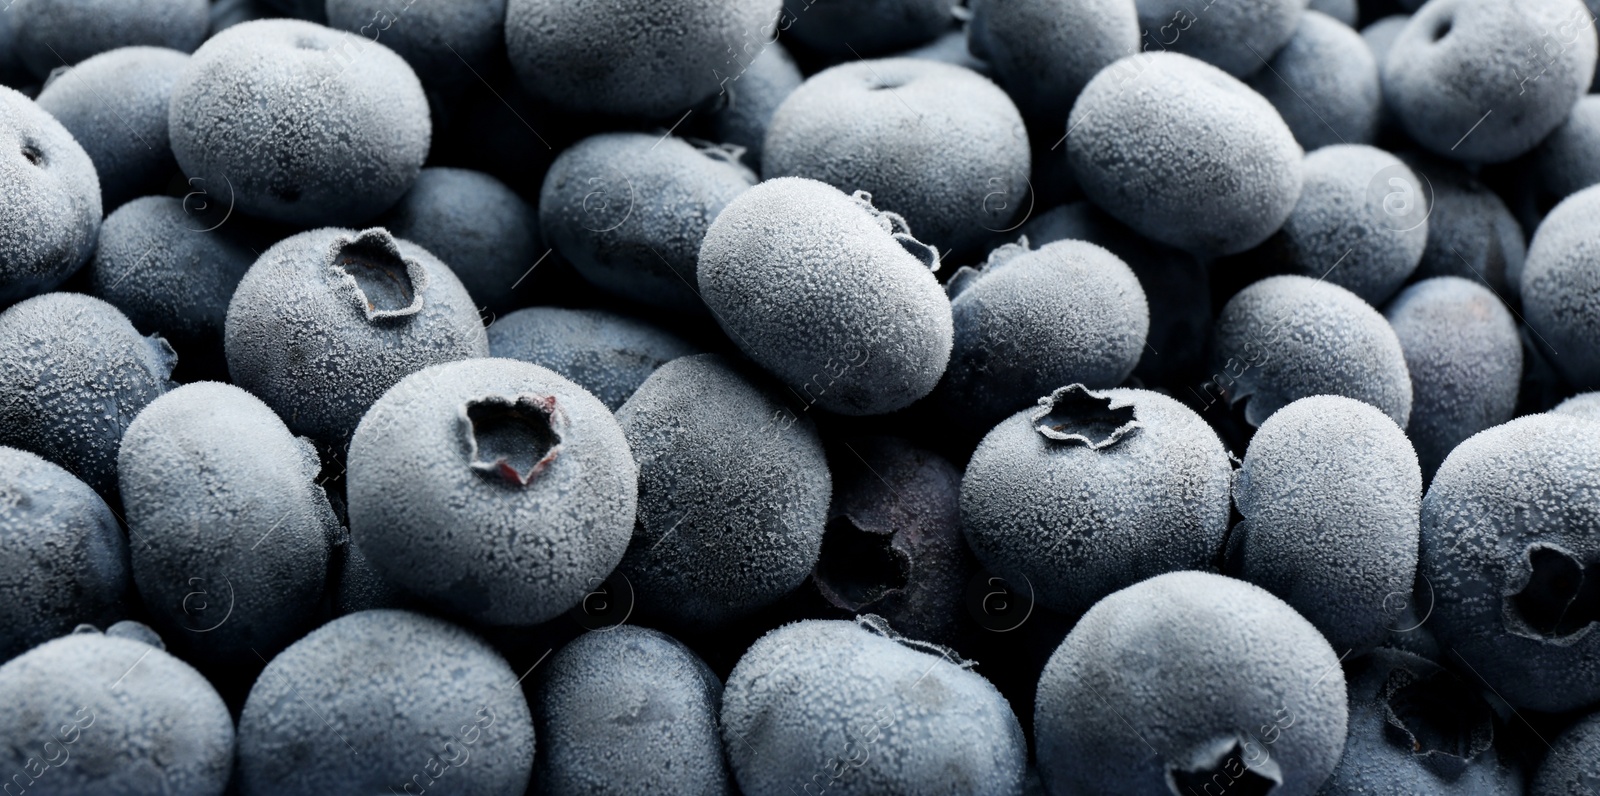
[168,19,431,226]
[616,354,830,630]
[1133,0,1308,78]
[0,293,174,498]
[325,0,505,92]
[721,619,1026,796]
[347,358,637,627]
[1233,395,1422,654]
[10,0,206,80]
[1532,709,1600,795]
[698,177,954,416]
[961,385,1234,617]
[762,58,1031,254]
[1246,11,1381,150]
[1211,275,1413,428]
[1402,152,1527,300]
[533,627,730,796]
[539,133,757,313]
[486,306,699,412]
[1528,95,1600,206]
[0,85,101,304]
[1381,0,1598,164]
[0,629,234,796]
[237,610,536,796]
[1034,571,1349,796]
[781,0,956,56]
[1067,52,1305,257]
[1522,184,1600,390]
[966,0,1140,123]
[1553,391,1600,421]
[117,382,338,666]
[504,0,783,119]
[1383,277,1522,479]
[224,226,488,443]
[0,446,128,662]
[705,42,803,170]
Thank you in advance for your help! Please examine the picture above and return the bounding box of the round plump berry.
[1246,11,1381,150]
[1132,0,1307,77]
[10,0,206,79]
[1522,184,1600,390]
[0,85,101,304]
[325,0,505,92]
[486,306,699,412]
[966,0,1139,122]
[1532,709,1600,795]
[781,0,956,56]
[1402,152,1527,299]
[705,42,802,170]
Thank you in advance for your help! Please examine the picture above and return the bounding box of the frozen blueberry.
[762,58,1030,253]
[168,19,431,226]
[722,619,1026,796]
[540,133,756,313]
[1381,0,1597,163]
[704,41,802,169]
[1533,709,1600,795]
[698,178,953,416]
[1384,277,1522,479]
[34,47,187,210]
[0,628,233,795]
[1402,152,1527,299]
[379,167,541,316]
[1527,95,1600,213]
[0,85,101,303]
[348,358,636,627]
[326,0,505,92]
[782,0,956,56]
[486,306,699,411]
[534,627,729,795]
[0,293,174,497]
[962,385,1233,617]
[10,0,207,79]
[1320,648,1524,796]
[504,0,782,118]
[224,227,488,442]
[118,382,337,665]
[1067,52,1304,257]
[1210,275,1413,428]
[616,354,830,629]
[1553,391,1600,420]
[1246,11,1381,150]
[1308,0,1356,25]
[1522,184,1600,389]
[1362,14,1412,61]
[937,239,1149,435]
[0,447,128,662]
[237,610,535,796]
[1133,0,1307,77]
[1419,413,1600,712]
[966,0,1139,122]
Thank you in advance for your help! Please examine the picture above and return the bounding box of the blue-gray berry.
[486,306,699,411]
[1522,184,1600,389]
[0,85,101,304]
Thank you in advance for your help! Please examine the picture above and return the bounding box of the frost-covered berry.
[1246,11,1381,150]
[168,19,430,226]
[1363,14,1411,60]
[1420,414,1600,712]
[0,85,101,304]
[763,58,1030,253]
[325,0,505,92]
[0,628,233,795]
[1067,52,1303,257]
[962,385,1233,616]
[534,627,728,795]
[704,42,802,170]
[224,227,488,442]
[966,0,1139,122]
[487,307,698,411]
[10,0,206,79]
[698,178,953,416]
[1132,0,1307,77]
[1035,571,1348,796]
[1522,184,1600,389]
[782,0,956,56]
[1402,152,1527,299]
[937,239,1148,435]
[1527,94,1600,206]
[0,447,128,662]
[722,619,1026,796]
[1210,275,1413,427]
[616,354,830,629]
[540,133,756,313]
[0,293,173,497]
[237,610,535,796]
[348,358,636,627]
[1553,391,1600,420]
[1532,709,1600,795]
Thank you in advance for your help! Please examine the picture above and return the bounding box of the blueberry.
[0,85,101,304]
[237,610,536,796]
[1246,11,1381,150]
[539,133,756,313]
[780,0,956,57]
[1210,275,1413,427]
[1522,184,1600,389]
[1381,0,1597,163]
[704,42,803,170]
[325,0,505,92]
[1420,413,1600,712]
[1384,277,1522,479]
[962,385,1233,617]
[486,306,699,411]
[1308,0,1356,25]
[937,239,1148,435]
[1527,95,1600,205]
[1401,152,1527,300]
[762,58,1030,253]
[10,0,206,80]
[168,19,430,226]
[1067,52,1303,257]
[224,227,488,442]
[721,619,1026,796]
[1532,709,1600,795]
[1132,0,1307,77]
[348,358,636,627]
[1553,391,1600,420]
[966,0,1139,122]
[1362,15,1412,61]
[0,628,233,795]
[504,0,782,118]
[0,446,128,662]
[534,627,729,795]
[1036,571,1347,796]
[0,293,174,497]
[616,354,830,629]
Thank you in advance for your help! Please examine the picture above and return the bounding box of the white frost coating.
[1522,184,1600,390]
[0,85,101,304]
[1552,392,1600,421]
[968,0,1139,121]
[1133,0,1307,77]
